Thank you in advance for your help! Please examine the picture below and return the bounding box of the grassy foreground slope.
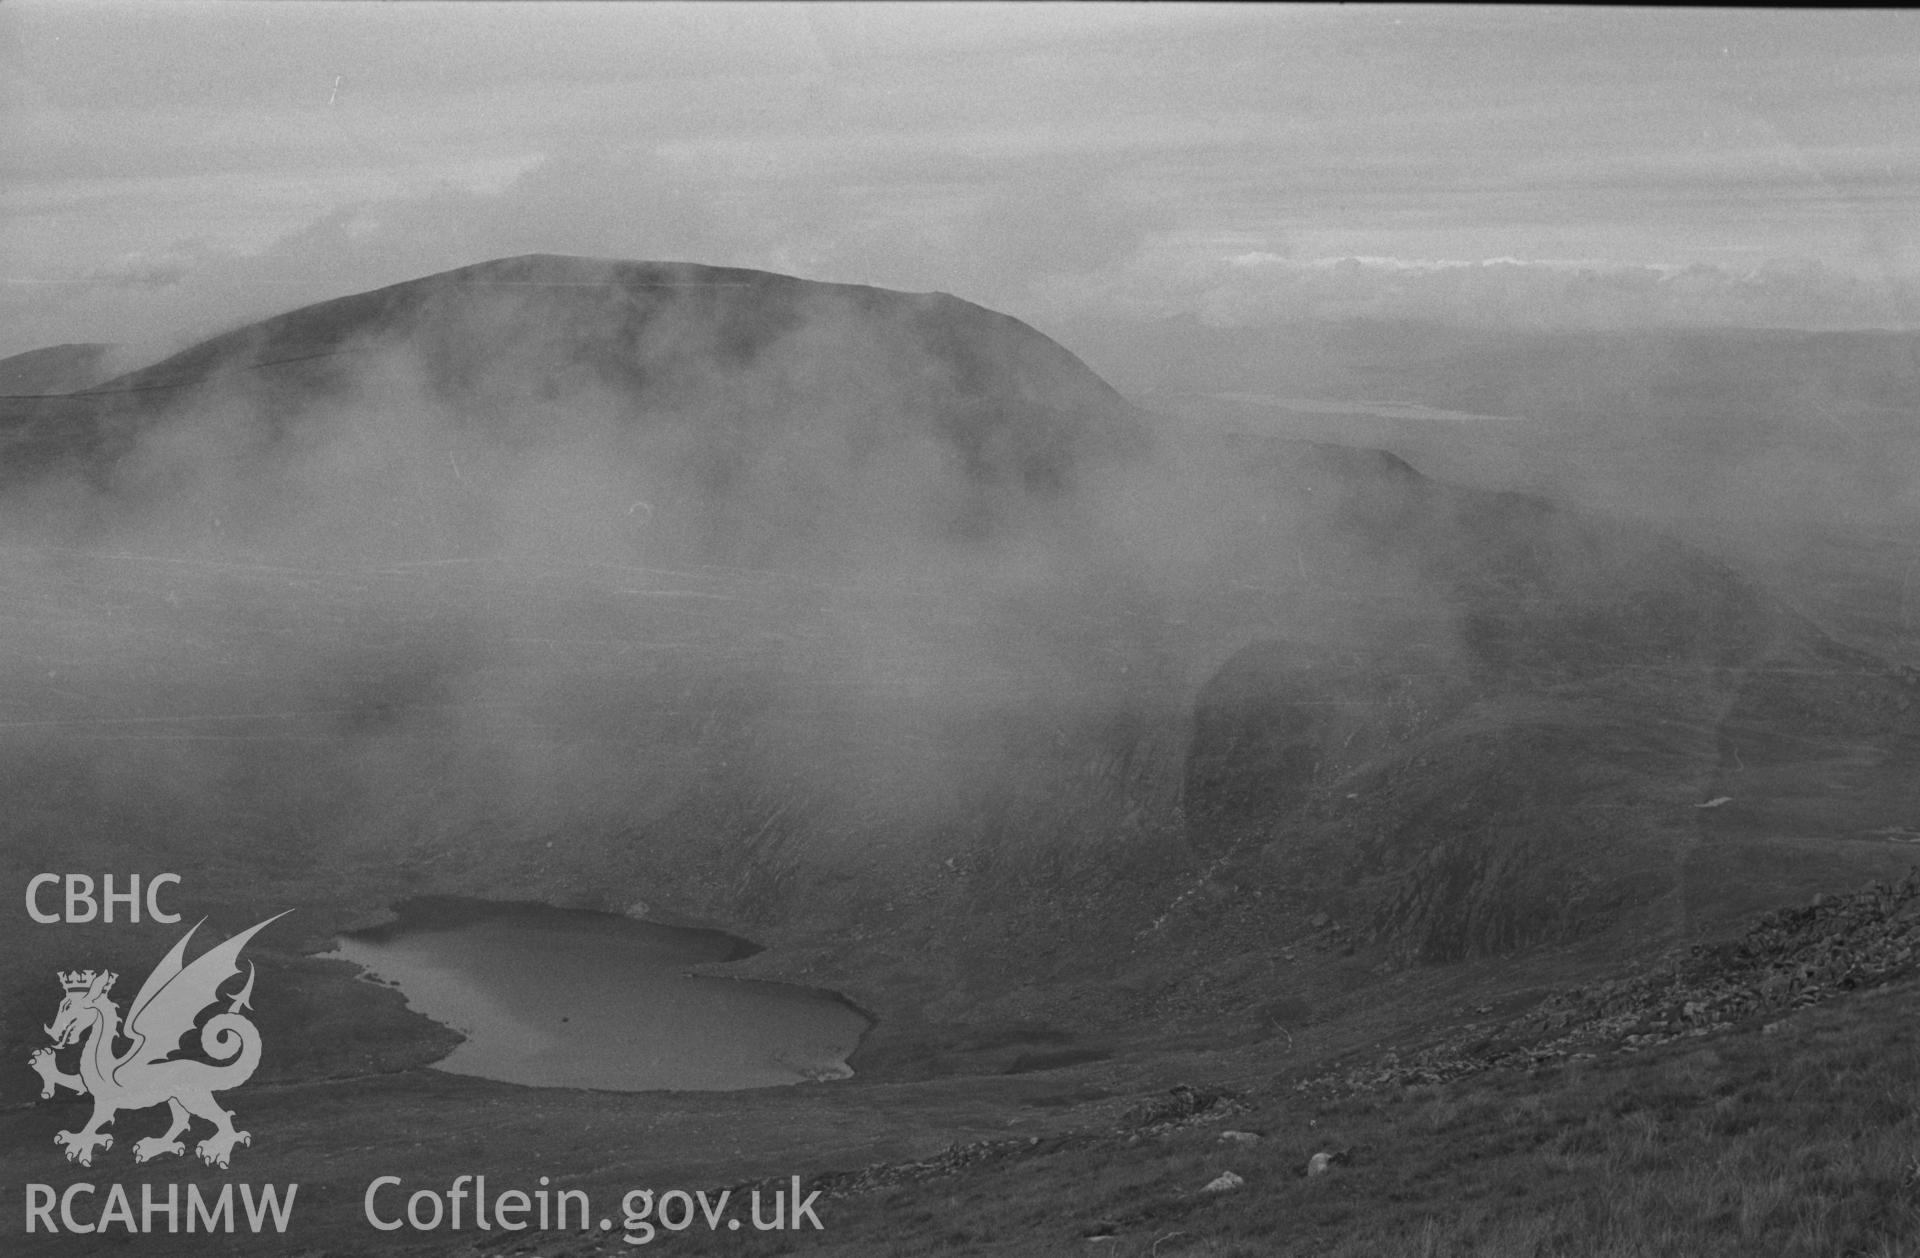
[767,977,1920,1258]
[624,869,1920,1258]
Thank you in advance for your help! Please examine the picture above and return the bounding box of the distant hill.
[0,255,1146,560]
[0,341,115,395]
[1094,315,1920,661]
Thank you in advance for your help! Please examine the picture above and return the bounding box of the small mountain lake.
[326,898,868,1092]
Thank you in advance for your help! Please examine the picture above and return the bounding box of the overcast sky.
[4,3,1919,360]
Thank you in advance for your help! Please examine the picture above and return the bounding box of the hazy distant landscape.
[1,250,1917,1255]
[1080,317,1920,654]
[6,5,1920,1255]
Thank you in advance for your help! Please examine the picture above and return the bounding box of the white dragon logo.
[28,912,288,1169]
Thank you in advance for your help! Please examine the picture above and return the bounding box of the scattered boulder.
[1217,1130,1262,1145]
[1300,1148,1353,1177]
[1201,1171,1244,1194]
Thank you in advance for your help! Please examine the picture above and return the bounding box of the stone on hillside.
[1218,1130,1261,1145]
[1201,1171,1245,1194]
[1306,1151,1334,1176]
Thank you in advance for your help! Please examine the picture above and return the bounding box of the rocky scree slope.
[1298,864,1920,1098]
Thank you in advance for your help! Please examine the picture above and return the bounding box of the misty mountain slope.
[1112,319,1920,672]
[1165,435,1913,969]
[1,259,1914,1086]
[4,255,1144,563]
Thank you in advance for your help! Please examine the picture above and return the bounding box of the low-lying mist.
[10,256,1876,983]
[0,260,1473,933]
[1074,316,1920,658]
